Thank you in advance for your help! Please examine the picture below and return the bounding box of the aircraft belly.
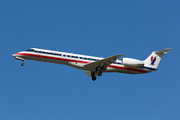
[67,62,84,69]
[105,67,131,74]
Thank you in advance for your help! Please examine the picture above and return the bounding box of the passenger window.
[67,55,70,57]
[63,55,66,57]
[80,57,83,59]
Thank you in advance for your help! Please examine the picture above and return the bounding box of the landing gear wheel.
[98,71,102,76]
[21,63,25,66]
[92,76,96,81]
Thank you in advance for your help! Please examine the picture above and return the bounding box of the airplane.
[12,48,171,81]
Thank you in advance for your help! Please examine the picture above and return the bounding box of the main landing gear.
[92,76,96,81]
[91,72,96,81]
[91,67,103,81]
[96,66,102,76]
[98,71,102,76]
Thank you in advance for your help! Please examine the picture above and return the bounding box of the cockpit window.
[26,49,34,52]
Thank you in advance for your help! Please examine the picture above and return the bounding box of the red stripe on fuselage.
[108,65,148,73]
[15,52,149,73]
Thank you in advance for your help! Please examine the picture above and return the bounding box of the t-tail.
[143,48,171,69]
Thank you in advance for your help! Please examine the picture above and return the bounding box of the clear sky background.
[0,0,179,120]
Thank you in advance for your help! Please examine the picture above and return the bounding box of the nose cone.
[12,53,18,57]
[12,52,24,61]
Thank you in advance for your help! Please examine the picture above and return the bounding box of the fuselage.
[12,48,155,74]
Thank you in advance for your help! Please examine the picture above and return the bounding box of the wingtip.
[117,54,123,58]
[117,54,123,56]
[166,48,172,51]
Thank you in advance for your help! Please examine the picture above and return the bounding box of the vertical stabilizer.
[143,48,171,69]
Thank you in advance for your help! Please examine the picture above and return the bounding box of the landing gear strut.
[96,66,102,76]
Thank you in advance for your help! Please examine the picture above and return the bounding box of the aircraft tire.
[21,63,25,66]
[98,71,102,76]
[92,76,96,81]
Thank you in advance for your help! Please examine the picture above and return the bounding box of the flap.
[83,70,92,77]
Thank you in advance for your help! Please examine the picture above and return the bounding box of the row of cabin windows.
[27,49,121,64]
[27,49,100,61]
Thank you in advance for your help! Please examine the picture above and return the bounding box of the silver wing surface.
[84,54,123,71]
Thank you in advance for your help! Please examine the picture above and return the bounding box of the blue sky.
[0,0,179,120]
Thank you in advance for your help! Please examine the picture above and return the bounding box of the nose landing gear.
[21,60,25,66]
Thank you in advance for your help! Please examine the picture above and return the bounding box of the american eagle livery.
[12,48,171,81]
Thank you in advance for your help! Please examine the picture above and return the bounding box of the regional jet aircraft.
[12,48,171,81]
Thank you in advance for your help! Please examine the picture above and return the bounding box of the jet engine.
[121,58,144,68]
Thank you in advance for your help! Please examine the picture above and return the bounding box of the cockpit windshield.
[26,49,34,51]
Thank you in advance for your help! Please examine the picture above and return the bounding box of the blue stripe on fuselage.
[141,66,156,70]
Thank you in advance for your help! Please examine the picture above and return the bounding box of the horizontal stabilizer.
[155,48,172,57]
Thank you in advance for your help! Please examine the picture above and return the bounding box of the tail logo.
[150,56,156,65]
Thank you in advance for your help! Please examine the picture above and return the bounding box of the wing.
[84,54,123,71]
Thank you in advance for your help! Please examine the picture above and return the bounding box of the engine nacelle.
[121,58,144,68]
